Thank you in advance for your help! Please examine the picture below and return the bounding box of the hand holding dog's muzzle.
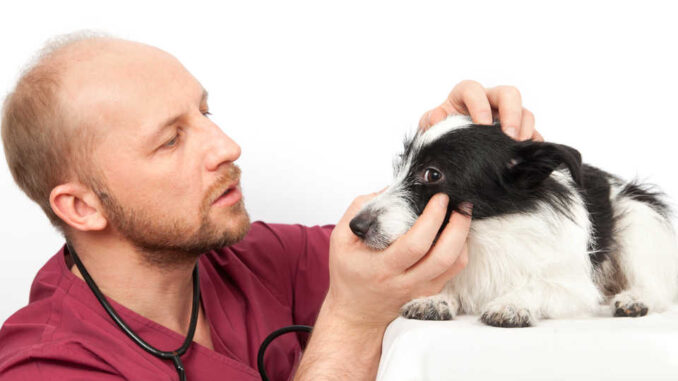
[324,192,471,329]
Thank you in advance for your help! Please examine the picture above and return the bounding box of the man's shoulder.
[0,248,70,362]
[0,254,138,379]
[0,297,164,380]
[0,285,96,364]
[0,336,119,379]
[0,302,119,378]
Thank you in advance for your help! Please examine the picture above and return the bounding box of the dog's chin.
[361,233,395,251]
[362,226,447,252]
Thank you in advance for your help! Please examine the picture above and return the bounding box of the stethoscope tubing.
[66,242,200,381]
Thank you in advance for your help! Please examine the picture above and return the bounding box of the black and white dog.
[349,115,678,328]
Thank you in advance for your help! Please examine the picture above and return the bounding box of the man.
[0,33,538,380]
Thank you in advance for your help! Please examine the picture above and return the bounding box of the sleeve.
[287,224,334,327]
[222,222,334,347]
[265,223,334,349]
[233,222,333,321]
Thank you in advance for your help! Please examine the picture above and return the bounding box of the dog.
[349,115,678,327]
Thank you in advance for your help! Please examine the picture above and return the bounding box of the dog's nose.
[350,211,377,239]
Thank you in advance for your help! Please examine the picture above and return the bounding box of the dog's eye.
[423,168,443,183]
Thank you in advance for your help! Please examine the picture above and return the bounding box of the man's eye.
[423,168,443,183]
[164,133,180,148]
[202,111,212,117]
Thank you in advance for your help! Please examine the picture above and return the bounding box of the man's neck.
[69,234,213,349]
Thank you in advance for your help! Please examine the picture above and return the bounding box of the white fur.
[450,182,602,320]
[609,187,678,311]
[418,114,473,148]
[363,185,417,249]
[429,169,600,323]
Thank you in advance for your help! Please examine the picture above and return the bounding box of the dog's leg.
[479,287,537,328]
[400,292,459,321]
[610,196,678,317]
[479,274,601,328]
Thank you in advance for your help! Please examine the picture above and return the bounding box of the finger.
[426,107,449,129]
[402,209,472,283]
[429,242,468,290]
[518,108,535,141]
[418,109,433,130]
[419,107,449,130]
[533,130,544,142]
[486,86,522,139]
[448,80,493,125]
[384,193,449,271]
[415,242,469,296]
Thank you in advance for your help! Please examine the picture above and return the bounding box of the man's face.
[59,39,250,262]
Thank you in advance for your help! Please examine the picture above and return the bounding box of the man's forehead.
[54,38,203,135]
[59,39,193,97]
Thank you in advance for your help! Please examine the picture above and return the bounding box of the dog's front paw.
[401,296,454,321]
[611,291,649,317]
[480,304,533,328]
[613,299,648,317]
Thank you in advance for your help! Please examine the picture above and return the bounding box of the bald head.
[47,36,192,142]
[1,32,202,236]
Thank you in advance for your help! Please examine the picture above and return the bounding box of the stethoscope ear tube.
[66,242,200,381]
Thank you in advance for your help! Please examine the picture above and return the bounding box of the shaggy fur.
[349,115,678,327]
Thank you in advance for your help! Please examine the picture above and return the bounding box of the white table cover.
[377,304,678,381]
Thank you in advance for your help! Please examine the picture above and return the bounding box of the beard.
[92,165,251,268]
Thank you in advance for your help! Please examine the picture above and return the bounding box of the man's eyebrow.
[147,89,209,147]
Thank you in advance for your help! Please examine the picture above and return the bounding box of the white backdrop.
[1,0,676,323]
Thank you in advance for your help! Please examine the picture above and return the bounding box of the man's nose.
[205,125,241,172]
[349,210,378,239]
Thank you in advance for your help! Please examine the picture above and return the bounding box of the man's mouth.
[212,182,242,207]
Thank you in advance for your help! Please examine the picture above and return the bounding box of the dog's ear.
[505,141,582,189]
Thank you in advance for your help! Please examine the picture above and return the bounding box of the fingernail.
[437,194,449,208]
[505,127,518,139]
[459,202,473,215]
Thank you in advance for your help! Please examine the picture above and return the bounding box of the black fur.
[397,124,579,221]
[619,182,669,218]
[579,165,617,267]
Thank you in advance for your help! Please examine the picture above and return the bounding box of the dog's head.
[349,115,582,249]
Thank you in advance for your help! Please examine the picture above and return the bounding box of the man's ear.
[50,183,108,232]
[505,141,582,189]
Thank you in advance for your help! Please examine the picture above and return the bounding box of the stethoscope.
[66,242,311,381]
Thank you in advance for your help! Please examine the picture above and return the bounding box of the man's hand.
[294,193,470,380]
[418,80,543,142]
[324,192,471,328]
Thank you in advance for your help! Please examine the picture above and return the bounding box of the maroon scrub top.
[0,221,333,380]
